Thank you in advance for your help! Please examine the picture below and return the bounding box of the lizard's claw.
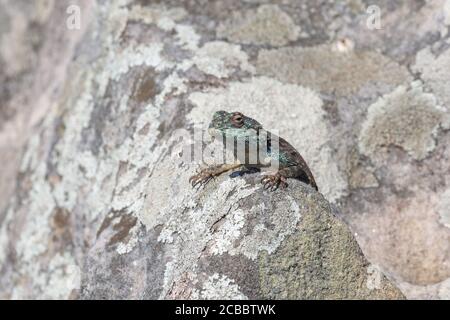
[189,169,214,190]
[261,173,288,191]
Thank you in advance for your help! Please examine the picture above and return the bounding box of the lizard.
[189,111,318,191]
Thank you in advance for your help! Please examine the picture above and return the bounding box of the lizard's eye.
[231,112,244,127]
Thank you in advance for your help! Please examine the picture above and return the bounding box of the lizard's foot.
[261,173,288,191]
[189,169,215,189]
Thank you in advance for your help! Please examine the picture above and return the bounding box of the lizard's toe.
[261,175,277,191]
[279,176,288,189]
[261,176,273,189]
[190,170,214,189]
[261,174,287,191]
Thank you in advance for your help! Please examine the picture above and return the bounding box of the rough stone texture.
[413,46,450,109]
[257,182,403,300]
[358,83,448,161]
[0,0,450,300]
[256,45,411,96]
[217,4,301,47]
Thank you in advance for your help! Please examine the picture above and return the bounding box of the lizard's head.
[208,111,263,140]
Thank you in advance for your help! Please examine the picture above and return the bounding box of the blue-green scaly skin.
[208,111,318,191]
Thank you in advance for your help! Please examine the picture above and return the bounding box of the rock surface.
[0,0,449,299]
[89,175,405,299]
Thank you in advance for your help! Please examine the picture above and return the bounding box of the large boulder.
[0,0,449,299]
[84,174,404,299]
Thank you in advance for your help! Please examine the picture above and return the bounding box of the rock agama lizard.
[190,111,318,191]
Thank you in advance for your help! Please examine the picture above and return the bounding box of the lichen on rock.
[217,4,300,47]
[413,47,450,109]
[358,82,448,161]
[438,189,450,229]
[256,45,411,96]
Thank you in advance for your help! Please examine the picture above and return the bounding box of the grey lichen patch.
[127,4,187,27]
[256,45,411,96]
[217,5,300,47]
[189,41,255,78]
[413,47,450,109]
[198,252,261,299]
[207,186,302,260]
[359,83,448,161]
[198,273,248,300]
[225,193,301,260]
[188,76,347,202]
[438,189,450,228]
[258,186,404,299]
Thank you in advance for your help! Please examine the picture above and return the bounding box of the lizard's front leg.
[190,163,243,189]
